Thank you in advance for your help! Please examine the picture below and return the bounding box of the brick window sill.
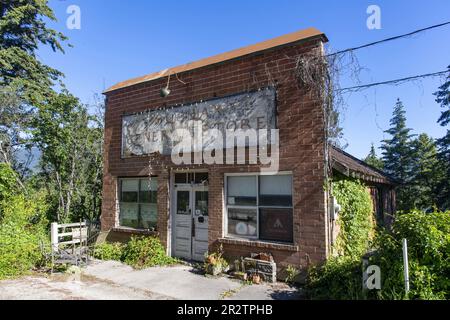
[112,227,158,236]
[218,237,299,252]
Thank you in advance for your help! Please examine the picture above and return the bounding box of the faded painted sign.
[122,88,276,157]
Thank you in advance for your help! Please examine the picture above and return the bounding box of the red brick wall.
[101,37,329,271]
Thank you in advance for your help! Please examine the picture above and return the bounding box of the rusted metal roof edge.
[104,27,327,94]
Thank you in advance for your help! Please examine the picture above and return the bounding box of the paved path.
[0,260,302,300]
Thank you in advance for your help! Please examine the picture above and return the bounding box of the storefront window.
[226,174,293,243]
[119,177,158,229]
[227,176,257,206]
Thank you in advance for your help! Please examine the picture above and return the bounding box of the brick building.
[101,28,396,274]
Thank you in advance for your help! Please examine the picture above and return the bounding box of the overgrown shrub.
[306,177,375,299]
[93,242,124,261]
[0,163,19,206]
[93,236,177,269]
[369,210,450,300]
[0,192,49,280]
[307,207,450,300]
[307,256,363,300]
[122,236,177,269]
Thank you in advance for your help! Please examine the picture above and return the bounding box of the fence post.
[402,238,410,297]
[50,222,59,253]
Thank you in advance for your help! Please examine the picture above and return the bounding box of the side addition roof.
[331,146,399,185]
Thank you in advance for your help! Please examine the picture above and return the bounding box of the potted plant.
[204,245,229,276]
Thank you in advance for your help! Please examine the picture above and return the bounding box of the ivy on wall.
[332,175,376,258]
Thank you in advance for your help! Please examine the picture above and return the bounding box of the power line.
[327,21,450,57]
[337,70,449,93]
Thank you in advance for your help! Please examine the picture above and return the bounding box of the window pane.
[175,173,187,184]
[194,172,209,184]
[227,176,257,206]
[119,203,139,228]
[140,178,157,203]
[259,175,292,207]
[259,208,293,243]
[195,191,208,216]
[227,208,257,237]
[177,191,190,215]
[121,179,138,202]
[140,203,158,229]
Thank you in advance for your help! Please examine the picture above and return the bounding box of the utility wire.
[327,21,450,57]
[337,70,449,93]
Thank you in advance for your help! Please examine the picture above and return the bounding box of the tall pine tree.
[433,66,450,209]
[0,0,68,102]
[0,0,68,180]
[381,98,415,211]
[410,133,441,210]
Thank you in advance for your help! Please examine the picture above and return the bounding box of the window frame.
[118,177,158,230]
[224,172,293,243]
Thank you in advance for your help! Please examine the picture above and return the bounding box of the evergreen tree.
[0,0,68,182]
[410,134,441,210]
[0,0,68,103]
[381,98,415,211]
[364,143,384,170]
[433,66,450,209]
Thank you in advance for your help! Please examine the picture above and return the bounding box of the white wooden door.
[173,186,209,261]
[192,188,209,261]
[173,188,192,260]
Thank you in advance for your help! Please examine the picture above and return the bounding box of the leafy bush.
[307,256,363,300]
[0,163,19,207]
[93,236,177,269]
[112,236,177,269]
[0,192,49,280]
[307,208,450,300]
[93,242,124,261]
[369,210,450,300]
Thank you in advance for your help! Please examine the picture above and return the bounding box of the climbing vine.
[332,175,375,258]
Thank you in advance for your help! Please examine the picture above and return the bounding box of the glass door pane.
[194,191,208,216]
[177,191,191,215]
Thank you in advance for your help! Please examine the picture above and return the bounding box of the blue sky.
[39,0,450,159]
